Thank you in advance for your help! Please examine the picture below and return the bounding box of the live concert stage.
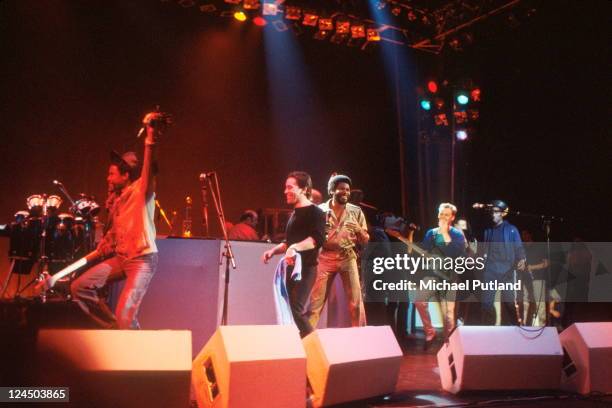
[1,0,611,407]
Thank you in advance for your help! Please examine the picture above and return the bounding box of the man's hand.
[262,249,275,264]
[438,219,450,233]
[284,247,297,266]
[142,112,166,144]
[344,220,362,235]
[33,271,52,295]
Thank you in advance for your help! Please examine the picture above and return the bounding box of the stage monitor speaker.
[192,325,306,408]
[37,329,192,407]
[302,326,402,407]
[560,322,612,394]
[437,326,563,394]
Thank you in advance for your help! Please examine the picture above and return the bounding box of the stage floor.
[337,335,612,408]
[1,300,610,408]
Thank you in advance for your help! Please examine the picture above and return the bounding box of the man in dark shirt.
[481,200,526,325]
[262,171,325,337]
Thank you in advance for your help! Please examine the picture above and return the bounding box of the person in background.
[228,209,259,241]
[311,188,323,205]
[480,200,526,325]
[415,203,466,343]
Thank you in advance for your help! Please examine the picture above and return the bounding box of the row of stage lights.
[418,80,481,141]
[187,0,383,48]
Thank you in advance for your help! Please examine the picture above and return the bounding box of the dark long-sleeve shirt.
[483,221,526,276]
[286,204,326,266]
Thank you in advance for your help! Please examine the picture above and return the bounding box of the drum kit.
[1,187,102,300]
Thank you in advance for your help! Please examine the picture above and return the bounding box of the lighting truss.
[164,0,531,55]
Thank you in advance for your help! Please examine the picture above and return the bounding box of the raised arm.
[140,112,164,197]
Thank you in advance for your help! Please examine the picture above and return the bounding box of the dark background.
[0,0,609,240]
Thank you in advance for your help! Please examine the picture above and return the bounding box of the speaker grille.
[562,347,577,378]
[204,357,220,401]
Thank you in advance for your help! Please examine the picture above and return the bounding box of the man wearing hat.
[481,199,526,325]
[70,112,165,329]
[308,174,369,328]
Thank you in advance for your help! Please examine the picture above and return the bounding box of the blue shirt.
[483,220,526,276]
[422,226,466,258]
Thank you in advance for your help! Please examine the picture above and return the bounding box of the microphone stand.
[508,209,564,327]
[199,174,210,237]
[202,172,236,325]
[54,180,77,211]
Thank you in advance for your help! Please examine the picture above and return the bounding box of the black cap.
[489,199,509,215]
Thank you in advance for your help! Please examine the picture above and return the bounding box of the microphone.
[472,202,492,209]
[408,223,421,231]
[53,180,63,187]
[199,172,215,181]
[137,127,145,138]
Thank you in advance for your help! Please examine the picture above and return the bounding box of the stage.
[1,1,611,406]
[1,299,611,408]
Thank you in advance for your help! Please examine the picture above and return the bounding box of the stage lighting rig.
[418,79,481,132]
[163,0,533,55]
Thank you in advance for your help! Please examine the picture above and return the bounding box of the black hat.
[327,174,352,195]
[110,150,140,181]
[110,150,139,169]
[489,199,509,215]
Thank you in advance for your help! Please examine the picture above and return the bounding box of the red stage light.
[453,111,468,124]
[285,6,301,21]
[471,88,481,102]
[434,113,449,126]
[427,81,438,93]
[318,18,333,31]
[351,25,366,39]
[253,16,267,26]
[302,13,319,27]
[336,20,350,35]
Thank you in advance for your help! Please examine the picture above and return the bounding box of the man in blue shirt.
[481,200,526,325]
